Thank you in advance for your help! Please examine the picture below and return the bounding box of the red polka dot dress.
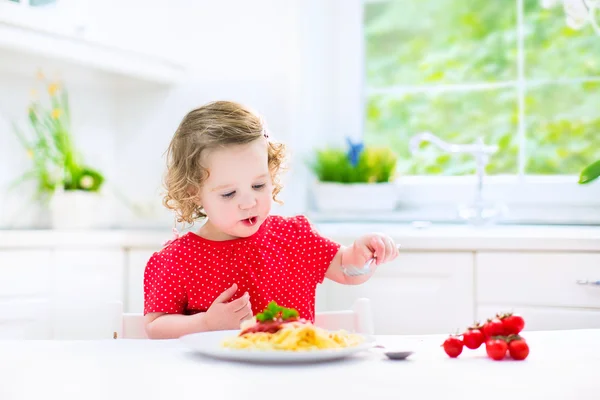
[143,215,341,323]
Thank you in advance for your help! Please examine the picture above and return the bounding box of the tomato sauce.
[239,318,300,336]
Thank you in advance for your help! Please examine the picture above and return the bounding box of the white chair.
[314,298,374,335]
[121,312,148,339]
[119,297,374,339]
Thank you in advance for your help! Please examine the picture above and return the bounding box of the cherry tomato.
[486,338,508,361]
[482,318,505,339]
[499,313,525,335]
[508,338,529,360]
[463,328,485,349]
[442,336,463,358]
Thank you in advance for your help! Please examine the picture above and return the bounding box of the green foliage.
[309,145,398,184]
[11,77,105,200]
[579,160,600,184]
[364,0,600,176]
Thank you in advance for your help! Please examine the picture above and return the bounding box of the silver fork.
[342,244,401,277]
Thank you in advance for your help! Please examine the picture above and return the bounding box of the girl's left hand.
[352,233,399,266]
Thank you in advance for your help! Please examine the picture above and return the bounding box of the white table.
[1,329,598,400]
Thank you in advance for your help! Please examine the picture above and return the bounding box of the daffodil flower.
[48,83,59,96]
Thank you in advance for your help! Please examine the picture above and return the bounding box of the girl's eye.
[253,184,266,190]
[221,191,235,198]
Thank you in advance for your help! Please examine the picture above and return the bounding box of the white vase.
[311,182,398,212]
[49,190,106,229]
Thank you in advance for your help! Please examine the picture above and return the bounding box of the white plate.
[179,329,376,363]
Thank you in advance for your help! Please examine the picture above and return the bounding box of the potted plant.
[12,75,105,229]
[308,138,399,212]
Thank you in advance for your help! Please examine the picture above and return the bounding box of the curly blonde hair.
[162,101,287,224]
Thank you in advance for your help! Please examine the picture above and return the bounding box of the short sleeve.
[143,252,187,315]
[292,215,341,284]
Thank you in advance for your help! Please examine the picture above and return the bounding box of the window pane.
[526,83,600,174]
[365,90,518,175]
[364,0,518,87]
[525,0,600,79]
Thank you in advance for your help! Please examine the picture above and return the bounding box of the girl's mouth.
[242,216,258,226]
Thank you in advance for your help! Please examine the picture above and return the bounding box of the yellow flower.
[36,69,45,80]
[30,89,38,99]
[48,83,59,96]
[51,108,62,119]
[26,149,33,159]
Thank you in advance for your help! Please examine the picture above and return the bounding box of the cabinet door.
[0,250,52,297]
[477,252,600,309]
[0,250,53,339]
[477,305,600,331]
[125,250,156,313]
[0,299,51,339]
[51,250,126,339]
[324,252,475,335]
[53,250,125,302]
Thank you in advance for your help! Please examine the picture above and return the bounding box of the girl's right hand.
[204,283,253,331]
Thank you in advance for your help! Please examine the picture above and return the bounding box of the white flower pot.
[311,182,398,212]
[49,190,106,229]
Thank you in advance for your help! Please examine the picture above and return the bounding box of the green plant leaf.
[307,145,398,183]
[579,160,600,184]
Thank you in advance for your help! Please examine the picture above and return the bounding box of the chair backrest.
[122,312,148,339]
[314,298,374,335]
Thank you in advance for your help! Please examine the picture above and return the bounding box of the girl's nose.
[238,193,257,210]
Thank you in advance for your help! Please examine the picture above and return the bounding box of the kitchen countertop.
[0,222,599,251]
[1,329,598,400]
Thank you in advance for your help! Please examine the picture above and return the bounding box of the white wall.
[0,0,343,229]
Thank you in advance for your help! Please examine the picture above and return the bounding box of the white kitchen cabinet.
[0,1,186,85]
[476,252,600,330]
[0,249,126,339]
[323,252,475,335]
[0,250,52,297]
[53,250,125,303]
[1,225,599,338]
[0,251,53,339]
[477,252,600,308]
[0,299,51,339]
[477,305,600,331]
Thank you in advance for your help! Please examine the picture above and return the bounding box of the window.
[327,0,600,224]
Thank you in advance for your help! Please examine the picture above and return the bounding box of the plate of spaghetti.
[180,302,375,363]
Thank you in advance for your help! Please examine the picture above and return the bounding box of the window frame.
[325,0,600,225]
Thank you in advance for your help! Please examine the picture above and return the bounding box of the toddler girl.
[143,101,399,339]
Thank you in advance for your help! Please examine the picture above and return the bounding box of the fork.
[341,244,401,277]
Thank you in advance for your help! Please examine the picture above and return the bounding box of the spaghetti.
[221,302,364,352]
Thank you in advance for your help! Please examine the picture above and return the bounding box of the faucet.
[409,132,507,225]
